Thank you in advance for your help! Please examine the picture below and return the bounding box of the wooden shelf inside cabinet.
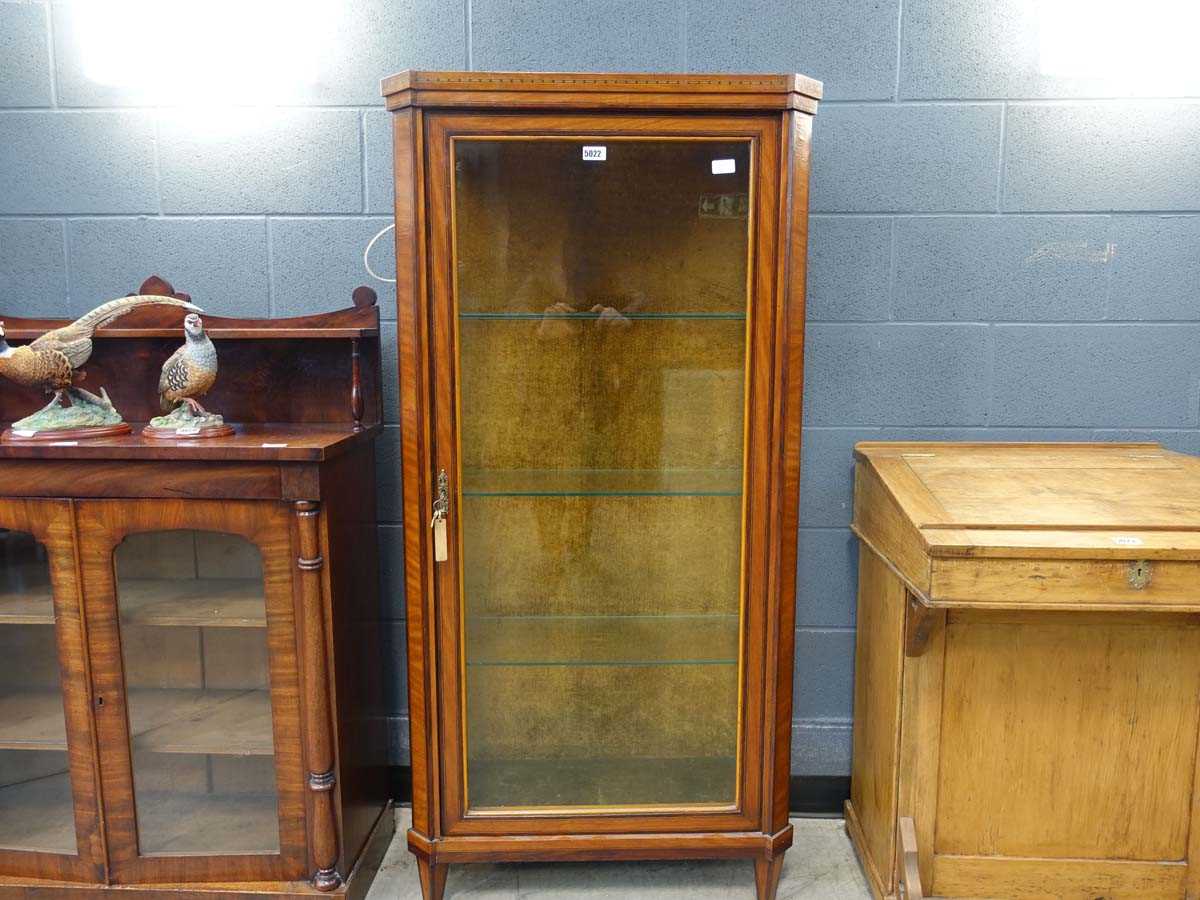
[387,71,817,900]
[119,578,267,628]
[0,275,392,898]
[0,588,54,624]
[0,688,273,755]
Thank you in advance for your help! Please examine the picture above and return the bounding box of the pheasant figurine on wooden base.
[144,313,233,439]
[0,293,202,440]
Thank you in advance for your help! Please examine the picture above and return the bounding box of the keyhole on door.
[95,695,104,707]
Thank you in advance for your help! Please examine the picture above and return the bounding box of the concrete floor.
[367,808,873,899]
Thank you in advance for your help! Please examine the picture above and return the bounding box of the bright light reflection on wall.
[76,1,337,105]
[1039,0,1200,91]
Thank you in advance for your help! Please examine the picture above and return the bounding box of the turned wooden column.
[295,500,341,891]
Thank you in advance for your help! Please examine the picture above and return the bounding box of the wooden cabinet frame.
[0,282,392,899]
[77,499,309,885]
[385,71,820,900]
[0,499,105,885]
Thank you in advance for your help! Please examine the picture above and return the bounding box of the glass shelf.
[469,756,738,809]
[0,590,54,625]
[461,468,742,497]
[460,311,746,320]
[0,688,273,756]
[466,613,739,667]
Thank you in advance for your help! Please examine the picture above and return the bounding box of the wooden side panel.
[320,446,388,876]
[852,461,931,596]
[848,547,906,896]
[932,556,1200,610]
[936,612,1200,862]
[392,103,440,846]
[765,107,810,834]
[932,854,1186,898]
[896,602,945,894]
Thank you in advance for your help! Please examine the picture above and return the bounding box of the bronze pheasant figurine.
[158,313,218,415]
[0,294,201,415]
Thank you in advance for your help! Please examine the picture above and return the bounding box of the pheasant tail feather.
[70,294,202,335]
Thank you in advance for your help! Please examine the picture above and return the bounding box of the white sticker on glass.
[582,145,606,161]
[711,158,736,175]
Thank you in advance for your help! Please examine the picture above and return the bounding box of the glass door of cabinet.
[426,115,782,827]
[0,500,103,882]
[77,501,307,885]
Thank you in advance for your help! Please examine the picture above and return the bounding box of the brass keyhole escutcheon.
[1127,560,1152,590]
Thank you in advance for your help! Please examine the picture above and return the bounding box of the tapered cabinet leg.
[417,858,449,900]
[754,854,785,900]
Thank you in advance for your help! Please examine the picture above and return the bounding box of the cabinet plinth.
[848,441,1200,900]
[0,279,391,898]
[384,70,820,898]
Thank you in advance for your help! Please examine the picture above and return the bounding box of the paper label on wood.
[433,518,448,562]
[581,145,606,161]
[1113,536,1144,546]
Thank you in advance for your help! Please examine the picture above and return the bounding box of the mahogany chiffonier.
[382,72,821,900]
[848,441,1200,900]
[0,277,392,898]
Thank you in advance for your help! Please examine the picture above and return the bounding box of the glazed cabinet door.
[0,498,104,883]
[75,499,308,885]
[418,112,786,834]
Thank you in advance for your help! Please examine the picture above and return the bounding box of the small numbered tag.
[175,426,201,436]
[1113,536,1144,546]
[433,518,448,562]
[582,145,606,161]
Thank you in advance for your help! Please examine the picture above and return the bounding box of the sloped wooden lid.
[855,442,1200,559]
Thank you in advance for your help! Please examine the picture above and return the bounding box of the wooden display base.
[2,423,132,442]
[142,423,236,440]
[0,802,396,900]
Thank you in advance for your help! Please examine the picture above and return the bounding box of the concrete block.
[807,217,892,321]
[0,111,156,214]
[812,105,1003,213]
[269,217,395,317]
[471,0,684,72]
[685,0,899,101]
[1,2,53,106]
[991,324,1200,427]
[804,324,991,426]
[67,217,268,317]
[0,219,68,316]
[894,216,1112,321]
[1108,216,1200,321]
[1004,103,1200,212]
[158,109,361,214]
[796,528,858,629]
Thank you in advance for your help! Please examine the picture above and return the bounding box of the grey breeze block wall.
[3,0,1200,777]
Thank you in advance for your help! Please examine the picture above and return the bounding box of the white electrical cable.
[363,222,397,283]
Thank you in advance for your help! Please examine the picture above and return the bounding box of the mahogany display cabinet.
[0,278,392,898]
[383,72,821,900]
[848,442,1200,900]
